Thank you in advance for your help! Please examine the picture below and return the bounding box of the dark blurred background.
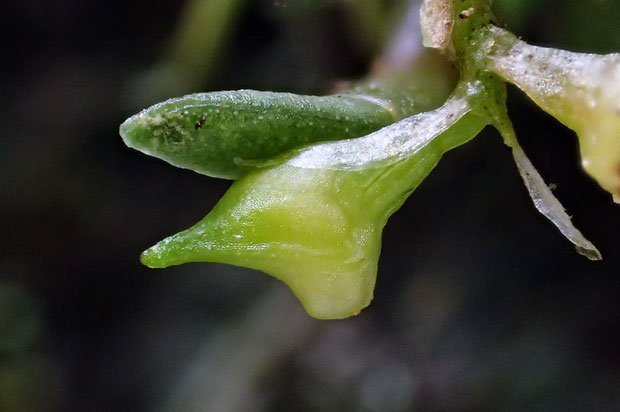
[1,0,619,411]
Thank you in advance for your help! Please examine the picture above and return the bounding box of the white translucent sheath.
[484,26,620,202]
[501,128,602,260]
[288,94,470,170]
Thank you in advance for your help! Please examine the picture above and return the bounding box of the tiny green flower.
[121,0,613,319]
[140,92,486,319]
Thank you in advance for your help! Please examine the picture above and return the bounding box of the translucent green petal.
[484,26,620,202]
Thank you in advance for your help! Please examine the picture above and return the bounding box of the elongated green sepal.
[120,90,395,179]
